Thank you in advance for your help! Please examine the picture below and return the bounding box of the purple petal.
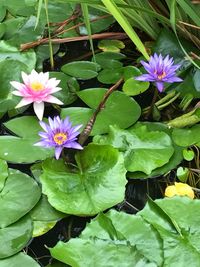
[135,74,155,82]
[155,82,164,92]
[64,142,83,150]
[55,146,63,159]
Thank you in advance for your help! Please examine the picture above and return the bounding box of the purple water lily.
[35,116,83,159]
[135,53,183,92]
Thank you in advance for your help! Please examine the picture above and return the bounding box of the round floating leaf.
[0,252,40,267]
[0,116,54,163]
[81,211,162,265]
[122,77,149,96]
[177,167,189,183]
[0,60,28,112]
[94,125,174,175]
[61,61,101,80]
[139,197,200,266]
[61,88,141,135]
[40,144,127,216]
[50,197,200,267]
[30,195,66,222]
[0,215,33,259]
[49,72,79,105]
[50,238,155,267]
[97,68,123,84]
[183,149,195,161]
[126,122,183,179]
[123,66,141,81]
[172,124,200,147]
[0,40,36,71]
[98,40,125,52]
[92,52,125,69]
[33,220,57,237]
[0,171,41,228]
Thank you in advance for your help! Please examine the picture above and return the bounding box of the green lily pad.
[61,88,141,135]
[92,52,125,69]
[0,252,40,267]
[61,61,101,80]
[94,125,174,175]
[40,144,127,216]
[30,195,66,222]
[33,220,57,237]
[0,116,54,163]
[0,40,36,71]
[98,40,125,52]
[0,170,41,228]
[172,124,200,147]
[0,60,28,112]
[49,72,79,105]
[0,215,33,259]
[50,197,200,267]
[97,68,123,84]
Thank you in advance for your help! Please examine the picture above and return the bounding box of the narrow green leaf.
[101,0,149,60]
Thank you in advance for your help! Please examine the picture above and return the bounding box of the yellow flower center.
[30,81,44,91]
[157,71,166,80]
[53,132,67,145]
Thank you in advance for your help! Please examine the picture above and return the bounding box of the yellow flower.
[165,182,194,199]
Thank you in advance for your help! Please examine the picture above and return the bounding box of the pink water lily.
[10,70,63,120]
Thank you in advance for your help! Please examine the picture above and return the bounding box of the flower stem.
[78,78,123,145]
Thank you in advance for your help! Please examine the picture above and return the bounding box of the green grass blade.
[170,0,200,69]
[101,0,149,60]
[176,0,200,27]
[81,3,96,61]
[35,0,43,29]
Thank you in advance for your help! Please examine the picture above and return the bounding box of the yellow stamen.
[53,132,67,145]
[157,71,166,80]
[30,81,44,91]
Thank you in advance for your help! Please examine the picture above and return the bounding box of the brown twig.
[20,32,127,51]
[78,78,123,145]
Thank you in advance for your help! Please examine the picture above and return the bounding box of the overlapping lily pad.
[0,215,33,259]
[0,169,41,228]
[61,88,141,135]
[50,197,200,267]
[94,124,174,175]
[0,116,53,163]
[40,144,127,215]
[0,252,40,267]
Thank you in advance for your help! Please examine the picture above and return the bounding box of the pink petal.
[10,81,24,91]
[12,90,24,96]
[21,71,30,85]
[15,98,33,108]
[49,87,62,94]
[33,101,45,120]
[44,95,63,105]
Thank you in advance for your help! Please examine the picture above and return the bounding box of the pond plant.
[1,1,200,267]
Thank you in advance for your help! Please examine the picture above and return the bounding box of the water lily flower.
[165,182,194,199]
[135,53,183,92]
[10,70,63,120]
[35,116,83,159]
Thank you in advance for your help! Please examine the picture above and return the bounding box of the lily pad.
[50,197,200,267]
[61,88,141,135]
[0,170,41,228]
[172,124,200,147]
[0,252,40,267]
[40,144,127,216]
[94,125,174,175]
[0,116,54,163]
[61,61,101,80]
[0,215,33,259]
